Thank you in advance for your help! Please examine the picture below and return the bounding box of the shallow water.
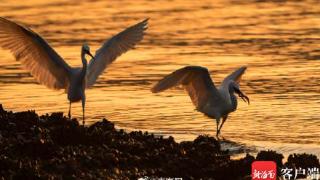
[0,0,320,156]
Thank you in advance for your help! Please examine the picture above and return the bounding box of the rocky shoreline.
[0,104,319,179]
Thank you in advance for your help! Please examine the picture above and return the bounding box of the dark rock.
[286,153,320,169]
[256,150,284,167]
[0,104,318,179]
[284,153,320,179]
[0,104,4,113]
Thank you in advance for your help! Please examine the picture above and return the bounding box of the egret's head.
[230,81,250,104]
[82,43,94,59]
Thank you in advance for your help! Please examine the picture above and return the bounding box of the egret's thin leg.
[217,115,228,136]
[216,118,220,138]
[81,96,86,126]
[68,102,71,119]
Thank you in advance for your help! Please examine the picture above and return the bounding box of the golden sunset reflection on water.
[0,0,320,156]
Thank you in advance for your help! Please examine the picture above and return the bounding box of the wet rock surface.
[0,104,319,179]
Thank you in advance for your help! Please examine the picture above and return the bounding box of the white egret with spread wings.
[0,17,148,125]
[151,66,249,137]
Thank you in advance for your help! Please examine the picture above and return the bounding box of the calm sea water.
[0,0,319,156]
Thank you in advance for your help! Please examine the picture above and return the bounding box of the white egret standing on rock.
[151,66,249,138]
[0,17,148,125]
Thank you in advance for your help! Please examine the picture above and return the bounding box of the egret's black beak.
[86,51,95,60]
[234,87,250,105]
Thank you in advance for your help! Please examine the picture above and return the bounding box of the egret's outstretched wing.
[221,66,247,89]
[86,18,148,87]
[151,66,219,109]
[0,17,71,89]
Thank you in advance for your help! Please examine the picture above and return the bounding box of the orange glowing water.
[0,0,320,156]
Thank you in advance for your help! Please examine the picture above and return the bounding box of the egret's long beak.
[86,51,95,60]
[234,87,250,105]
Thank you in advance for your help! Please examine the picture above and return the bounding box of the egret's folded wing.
[86,18,148,87]
[221,66,247,89]
[151,66,219,109]
[0,17,71,89]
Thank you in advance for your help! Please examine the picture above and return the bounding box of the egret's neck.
[228,83,238,111]
[80,51,88,77]
[228,84,234,94]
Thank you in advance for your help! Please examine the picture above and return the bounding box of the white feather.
[0,17,72,89]
[86,18,148,87]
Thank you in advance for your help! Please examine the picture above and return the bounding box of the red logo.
[252,161,277,180]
